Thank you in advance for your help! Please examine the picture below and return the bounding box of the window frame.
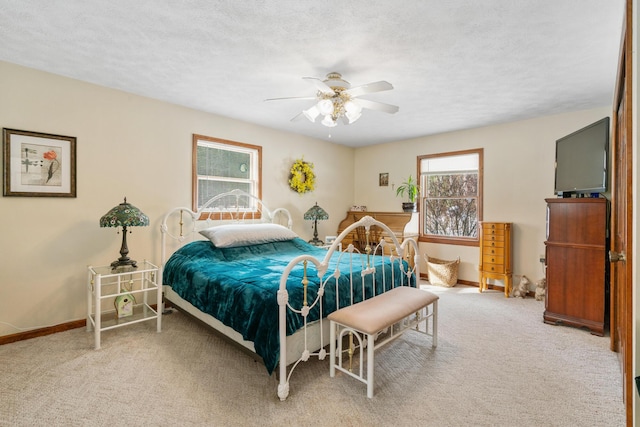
[417,148,483,247]
[192,134,262,215]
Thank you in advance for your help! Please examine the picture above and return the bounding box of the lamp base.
[308,237,325,246]
[110,257,138,270]
[110,225,138,270]
[308,218,324,246]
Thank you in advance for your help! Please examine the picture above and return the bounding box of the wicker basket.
[425,255,460,287]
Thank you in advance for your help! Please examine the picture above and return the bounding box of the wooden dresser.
[478,222,513,297]
[336,211,418,256]
[544,198,608,336]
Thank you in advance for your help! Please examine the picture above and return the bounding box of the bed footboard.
[276,215,419,401]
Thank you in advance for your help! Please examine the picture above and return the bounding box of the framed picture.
[379,172,389,187]
[3,128,77,197]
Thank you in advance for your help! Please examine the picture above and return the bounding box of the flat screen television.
[554,117,610,196]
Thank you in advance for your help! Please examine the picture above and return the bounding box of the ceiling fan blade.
[355,98,399,114]
[290,112,305,122]
[302,77,335,95]
[265,96,317,102]
[344,80,393,98]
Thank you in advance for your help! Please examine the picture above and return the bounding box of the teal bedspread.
[163,237,414,373]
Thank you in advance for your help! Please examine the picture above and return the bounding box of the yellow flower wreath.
[288,158,315,193]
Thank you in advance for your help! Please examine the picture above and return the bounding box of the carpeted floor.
[0,284,625,426]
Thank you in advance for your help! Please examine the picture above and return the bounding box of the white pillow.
[199,223,298,248]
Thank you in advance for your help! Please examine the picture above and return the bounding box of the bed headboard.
[160,189,292,266]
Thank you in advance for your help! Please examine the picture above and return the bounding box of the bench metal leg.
[432,300,438,348]
[367,332,375,398]
[329,320,336,377]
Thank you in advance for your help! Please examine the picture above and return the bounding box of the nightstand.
[87,260,161,349]
[321,236,342,251]
[321,242,343,251]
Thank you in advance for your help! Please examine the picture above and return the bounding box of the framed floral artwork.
[3,128,77,197]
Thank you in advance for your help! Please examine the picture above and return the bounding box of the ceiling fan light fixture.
[345,110,362,124]
[321,115,337,127]
[344,100,362,115]
[344,99,362,123]
[317,99,334,115]
[303,105,320,122]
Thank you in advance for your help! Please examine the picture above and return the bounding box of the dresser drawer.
[483,254,504,265]
[483,246,505,256]
[482,226,505,235]
[482,234,504,246]
[483,223,507,231]
[483,262,506,274]
[483,239,505,249]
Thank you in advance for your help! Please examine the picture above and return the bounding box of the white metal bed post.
[277,283,290,400]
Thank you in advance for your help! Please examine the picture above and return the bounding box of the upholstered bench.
[328,286,439,398]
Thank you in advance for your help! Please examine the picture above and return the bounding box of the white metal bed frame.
[160,190,420,400]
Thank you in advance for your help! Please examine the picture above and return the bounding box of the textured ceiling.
[0,1,626,147]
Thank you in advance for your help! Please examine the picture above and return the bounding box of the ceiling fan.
[265,72,399,128]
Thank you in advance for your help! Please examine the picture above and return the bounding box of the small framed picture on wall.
[379,172,389,186]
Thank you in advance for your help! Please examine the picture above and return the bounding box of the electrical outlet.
[539,255,546,263]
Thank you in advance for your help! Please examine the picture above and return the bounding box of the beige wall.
[0,59,616,340]
[0,61,354,336]
[354,107,612,286]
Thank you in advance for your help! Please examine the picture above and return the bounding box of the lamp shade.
[317,99,334,115]
[344,100,362,115]
[345,110,362,124]
[100,198,149,228]
[100,197,149,269]
[303,105,320,122]
[304,202,329,221]
[321,115,337,128]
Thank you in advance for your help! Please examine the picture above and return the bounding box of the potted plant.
[395,175,419,212]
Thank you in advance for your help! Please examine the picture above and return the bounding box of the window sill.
[418,235,479,247]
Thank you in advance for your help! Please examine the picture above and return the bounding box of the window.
[418,149,483,246]
[192,134,261,212]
